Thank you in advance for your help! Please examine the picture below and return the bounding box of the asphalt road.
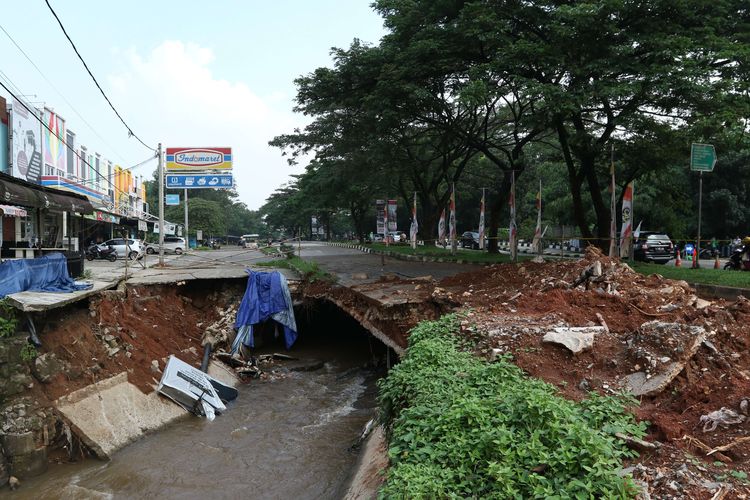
[298,241,481,285]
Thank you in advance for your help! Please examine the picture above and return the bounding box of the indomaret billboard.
[166,147,232,171]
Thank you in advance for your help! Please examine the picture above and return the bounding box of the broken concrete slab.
[55,372,187,459]
[542,326,605,354]
[623,362,686,397]
[6,280,115,312]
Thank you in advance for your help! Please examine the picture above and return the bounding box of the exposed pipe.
[200,343,212,372]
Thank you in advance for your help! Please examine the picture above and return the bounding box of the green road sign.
[691,143,717,172]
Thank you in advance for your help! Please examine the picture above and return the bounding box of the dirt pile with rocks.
[369,247,750,498]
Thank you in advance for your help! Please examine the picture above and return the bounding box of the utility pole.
[184,188,189,253]
[157,143,165,266]
[696,171,703,268]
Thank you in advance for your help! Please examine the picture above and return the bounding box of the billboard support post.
[158,143,165,266]
[184,188,189,252]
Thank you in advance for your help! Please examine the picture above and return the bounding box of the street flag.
[410,192,418,249]
[438,208,446,245]
[609,152,617,258]
[620,182,633,258]
[633,220,642,239]
[478,189,486,250]
[449,183,457,253]
[532,179,542,254]
[383,201,389,246]
[509,171,518,261]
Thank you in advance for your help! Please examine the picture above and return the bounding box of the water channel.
[14,302,387,499]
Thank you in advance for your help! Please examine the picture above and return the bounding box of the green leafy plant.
[0,299,18,338]
[20,343,37,362]
[378,314,646,499]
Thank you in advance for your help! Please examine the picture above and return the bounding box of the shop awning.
[0,205,28,217]
[0,173,94,214]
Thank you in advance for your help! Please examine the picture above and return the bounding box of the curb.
[690,282,750,301]
[326,241,486,265]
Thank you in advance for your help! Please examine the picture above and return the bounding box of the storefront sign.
[165,173,233,189]
[138,220,148,231]
[84,211,120,224]
[165,194,180,205]
[153,222,176,235]
[165,148,232,171]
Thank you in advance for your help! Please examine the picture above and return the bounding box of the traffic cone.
[714,253,720,269]
[675,249,682,267]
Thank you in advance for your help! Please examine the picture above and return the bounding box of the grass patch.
[378,314,646,499]
[256,256,333,282]
[632,261,750,288]
[366,243,527,264]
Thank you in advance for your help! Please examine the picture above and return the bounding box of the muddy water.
[15,320,383,500]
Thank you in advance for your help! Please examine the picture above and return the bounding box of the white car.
[145,236,187,255]
[102,238,143,259]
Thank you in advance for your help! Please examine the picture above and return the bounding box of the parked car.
[145,236,186,255]
[633,232,673,264]
[388,231,402,243]
[102,238,142,260]
[460,231,481,250]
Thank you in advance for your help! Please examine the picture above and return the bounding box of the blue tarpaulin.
[0,253,92,298]
[232,270,297,352]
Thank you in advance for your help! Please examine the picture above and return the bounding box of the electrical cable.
[43,0,155,152]
[0,22,132,166]
[0,79,154,206]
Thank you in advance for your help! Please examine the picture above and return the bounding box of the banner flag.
[609,155,617,258]
[532,179,543,254]
[449,183,457,253]
[478,190,486,250]
[383,200,389,246]
[376,199,385,235]
[509,171,518,261]
[620,183,634,258]
[410,192,418,249]
[438,209,446,245]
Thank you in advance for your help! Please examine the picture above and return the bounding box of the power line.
[0,78,154,206]
[43,0,155,152]
[0,22,131,166]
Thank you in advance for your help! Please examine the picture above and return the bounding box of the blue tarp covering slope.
[232,270,297,352]
[0,253,92,298]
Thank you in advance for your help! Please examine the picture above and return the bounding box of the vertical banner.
[438,208,446,246]
[449,184,457,254]
[383,201,389,246]
[10,98,43,183]
[376,199,386,235]
[387,200,398,232]
[620,183,633,258]
[410,192,418,249]
[478,189,486,250]
[509,171,518,261]
[532,179,543,254]
[609,149,617,258]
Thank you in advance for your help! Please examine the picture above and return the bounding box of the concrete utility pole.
[157,143,165,266]
[184,188,189,252]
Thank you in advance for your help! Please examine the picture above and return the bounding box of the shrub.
[378,315,646,499]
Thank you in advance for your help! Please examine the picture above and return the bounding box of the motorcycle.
[85,244,118,262]
[724,246,750,270]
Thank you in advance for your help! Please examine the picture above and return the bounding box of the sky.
[0,0,386,209]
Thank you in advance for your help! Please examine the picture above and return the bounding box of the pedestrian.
[711,237,718,258]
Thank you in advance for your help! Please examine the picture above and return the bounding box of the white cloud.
[108,40,302,209]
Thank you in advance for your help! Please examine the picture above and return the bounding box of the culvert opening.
[247,298,398,374]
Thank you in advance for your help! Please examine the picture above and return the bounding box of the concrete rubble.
[542,326,604,354]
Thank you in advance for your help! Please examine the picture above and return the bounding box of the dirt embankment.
[345,249,750,498]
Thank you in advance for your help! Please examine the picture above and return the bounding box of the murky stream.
[13,305,386,500]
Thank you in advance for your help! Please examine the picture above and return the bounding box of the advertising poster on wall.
[0,96,8,174]
[387,199,397,232]
[43,108,66,175]
[376,199,385,235]
[10,98,43,183]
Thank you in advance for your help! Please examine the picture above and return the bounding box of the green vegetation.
[378,315,647,499]
[0,299,18,338]
[20,343,37,362]
[256,256,334,283]
[632,262,750,289]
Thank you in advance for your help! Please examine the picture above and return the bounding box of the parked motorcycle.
[724,246,749,270]
[85,244,118,262]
